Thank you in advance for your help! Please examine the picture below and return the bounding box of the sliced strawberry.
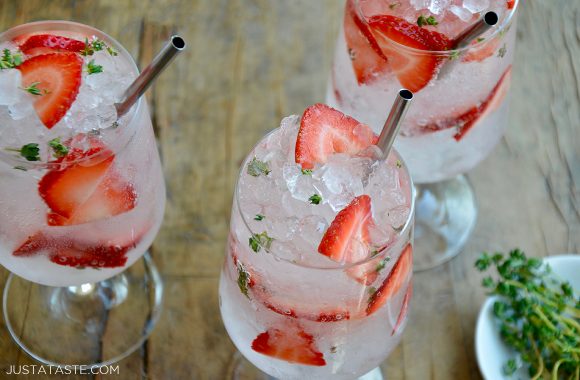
[366,243,412,316]
[344,0,389,85]
[391,281,412,335]
[368,15,452,92]
[249,277,351,322]
[17,53,82,129]
[420,66,511,140]
[318,195,373,263]
[39,150,115,219]
[462,37,501,63]
[295,104,377,169]
[39,137,136,225]
[251,323,326,366]
[12,230,143,269]
[507,0,515,9]
[19,34,86,57]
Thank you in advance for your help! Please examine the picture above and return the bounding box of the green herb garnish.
[498,44,507,58]
[247,157,270,177]
[22,82,45,96]
[417,15,438,27]
[81,38,118,57]
[449,51,461,61]
[86,59,103,75]
[309,194,322,205]
[254,214,265,221]
[0,49,22,69]
[237,263,251,299]
[48,138,69,158]
[301,168,313,175]
[476,249,580,379]
[6,143,40,161]
[375,257,391,273]
[249,231,274,253]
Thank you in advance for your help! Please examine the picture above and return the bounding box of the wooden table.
[0,1,578,379]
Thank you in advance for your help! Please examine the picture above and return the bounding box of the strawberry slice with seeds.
[19,34,86,57]
[462,37,501,63]
[318,195,373,262]
[295,104,377,169]
[39,136,137,225]
[12,230,143,269]
[368,15,452,92]
[252,323,326,366]
[249,276,351,323]
[366,243,412,316]
[17,53,82,129]
[421,66,511,140]
[391,281,412,335]
[344,0,389,85]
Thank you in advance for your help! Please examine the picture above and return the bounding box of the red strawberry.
[251,323,326,366]
[462,37,501,63]
[17,53,82,129]
[19,34,86,57]
[39,137,137,225]
[421,66,511,140]
[344,0,389,85]
[368,15,453,92]
[366,243,412,315]
[295,104,377,169]
[318,195,373,263]
[12,231,142,269]
[507,0,515,9]
[249,277,351,323]
[391,281,412,335]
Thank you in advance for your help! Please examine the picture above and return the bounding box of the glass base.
[413,175,477,271]
[2,252,162,367]
[226,352,384,380]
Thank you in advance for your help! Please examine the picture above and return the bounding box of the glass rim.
[353,0,520,55]
[233,124,416,271]
[0,20,142,169]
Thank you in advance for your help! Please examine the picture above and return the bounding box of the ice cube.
[265,215,299,242]
[463,0,490,14]
[410,0,430,10]
[0,70,22,106]
[8,95,35,120]
[450,4,473,21]
[428,0,452,15]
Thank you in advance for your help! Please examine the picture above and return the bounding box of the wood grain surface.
[0,1,578,379]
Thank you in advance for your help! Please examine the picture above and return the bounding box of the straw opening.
[484,11,499,26]
[171,35,186,50]
[399,89,413,101]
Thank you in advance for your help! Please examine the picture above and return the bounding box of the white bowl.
[475,254,580,380]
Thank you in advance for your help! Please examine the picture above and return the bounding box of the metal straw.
[438,12,498,78]
[376,89,413,160]
[453,11,499,49]
[115,35,186,117]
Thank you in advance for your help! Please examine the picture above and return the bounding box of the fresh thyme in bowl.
[475,249,580,379]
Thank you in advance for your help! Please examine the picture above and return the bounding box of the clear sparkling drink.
[219,105,414,379]
[327,0,518,183]
[0,22,165,286]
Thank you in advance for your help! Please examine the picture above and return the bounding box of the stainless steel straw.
[115,35,186,117]
[438,11,498,78]
[376,89,413,160]
[453,11,499,49]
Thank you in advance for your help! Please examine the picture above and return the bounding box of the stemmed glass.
[327,0,519,270]
[219,112,415,379]
[0,21,165,366]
